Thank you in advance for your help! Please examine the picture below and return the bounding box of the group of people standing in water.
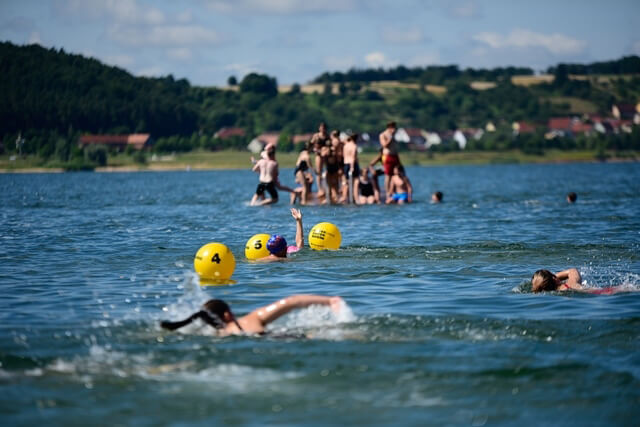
[250,121,415,206]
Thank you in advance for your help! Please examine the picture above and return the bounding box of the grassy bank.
[1,149,638,173]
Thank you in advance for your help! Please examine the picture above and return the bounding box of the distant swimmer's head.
[386,121,397,130]
[318,122,327,133]
[160,299,243,332]
[431,191,443,203]
[567,192,577,203]
[267,234,288,257]
[531,269,560,292]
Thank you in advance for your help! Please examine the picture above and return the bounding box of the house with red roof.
[512,121,536,135]
[78,134,153,151]
[214,127,245,139]
[611,103,638,120]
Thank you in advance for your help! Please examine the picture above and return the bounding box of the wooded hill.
[1,41,639,160]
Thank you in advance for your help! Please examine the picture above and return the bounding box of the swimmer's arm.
[556,268,583,289]
[291,208,303,248]
[252,160,261,172]
[251,295,343,326]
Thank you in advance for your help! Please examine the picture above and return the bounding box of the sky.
[1,0,639,87]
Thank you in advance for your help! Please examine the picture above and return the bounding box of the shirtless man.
[310,122,330,198]
[250,149,280,205]
[342,133,360,203]
[161,294,344,336]
[379,121,400,196]
[386,165,413,204]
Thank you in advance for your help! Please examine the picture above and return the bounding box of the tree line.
[1,41,639,167]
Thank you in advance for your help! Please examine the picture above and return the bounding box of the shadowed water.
[1,162,639,425]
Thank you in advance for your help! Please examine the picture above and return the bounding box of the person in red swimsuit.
[531,268,627,294]
[379,121,400,196]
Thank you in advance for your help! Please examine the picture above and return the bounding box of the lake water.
[1,162,639,426]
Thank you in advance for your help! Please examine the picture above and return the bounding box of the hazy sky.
[1,0,639,86]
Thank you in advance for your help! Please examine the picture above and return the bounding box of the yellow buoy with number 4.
[308,222,341,250]
[245,233,271,260]
[194,242,235,280]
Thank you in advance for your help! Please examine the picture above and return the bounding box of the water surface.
[1,162,639,425]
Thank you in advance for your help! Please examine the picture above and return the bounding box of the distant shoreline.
[1,150,638,174]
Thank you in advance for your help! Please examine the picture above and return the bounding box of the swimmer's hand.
[250,156,256,164]
[329,296,344,313]
[291,208,302,221]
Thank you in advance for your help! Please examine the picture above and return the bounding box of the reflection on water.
[0,162,639,425]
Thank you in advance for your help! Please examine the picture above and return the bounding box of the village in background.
[2,42,639,170]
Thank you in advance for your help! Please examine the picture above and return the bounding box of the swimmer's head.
[347,133,359,143]
[432,191,443,203]
[531,269,560,292]
[160,299,242,332]
[267,234,288,257]
[319,122,327,133]
[567,192,577,203]
[386,121,397,130]
[393,165,403,176]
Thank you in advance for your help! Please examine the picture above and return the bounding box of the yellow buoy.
[308,222,341,250]
[194,242,235,280]
[244,233,271,260]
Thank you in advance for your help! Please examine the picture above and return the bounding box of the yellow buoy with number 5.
[194,242,235,280]
[308,222,341,250]
[245,233,271,260]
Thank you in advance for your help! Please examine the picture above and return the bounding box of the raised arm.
[291,208,303,248]
[249,295,343,327]
[252,159,261,172]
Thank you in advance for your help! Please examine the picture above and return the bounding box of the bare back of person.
[260,159,278,183]
[343,140,357,168]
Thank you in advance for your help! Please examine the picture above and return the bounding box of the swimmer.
[161,294,344,336]
[431,191,443,203]
[258,208,305,262]
[567,192,577,203]
[531,268,627,294]
[386,165,413,204]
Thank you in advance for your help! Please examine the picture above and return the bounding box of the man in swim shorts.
[258,208,305,262]
[250,148,279,205]
[342,133,360,203]
[379,121,400,196]
[386,165,412,204]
